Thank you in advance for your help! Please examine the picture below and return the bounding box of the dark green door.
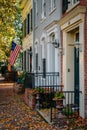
[74,33,79,106]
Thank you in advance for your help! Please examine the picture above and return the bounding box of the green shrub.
[62,107,74,116]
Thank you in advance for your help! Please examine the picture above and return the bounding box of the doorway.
[74,33,79,107]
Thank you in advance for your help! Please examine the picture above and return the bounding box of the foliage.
[0,0,22,62]
[34,87,44,94]
[54,91,65,99]
[62,107,74,116]
[17,71,26,84]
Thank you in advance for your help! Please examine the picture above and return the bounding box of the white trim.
[50,0,56,13]
[41,0,46,19]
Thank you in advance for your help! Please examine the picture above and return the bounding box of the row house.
[58,0,87,118]
[20,0,33,72]
[32,0,62,84]
[20,0,87,122]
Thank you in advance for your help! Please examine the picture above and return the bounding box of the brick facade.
[80,0,87,5]
[84,11,87,117]
[24,88,36,110]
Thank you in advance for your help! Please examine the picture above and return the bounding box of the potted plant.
[34,87,44,94]
[13,71,26,94]
[53,91,65,106]
[33,87,44,109]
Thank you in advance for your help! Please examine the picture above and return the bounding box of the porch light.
[75,41,82,52]
[52,40,59,48]
[51,40,64,54]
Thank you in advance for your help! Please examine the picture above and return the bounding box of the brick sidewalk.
[0,82,14,104]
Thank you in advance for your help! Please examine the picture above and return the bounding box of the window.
[41,38,46,77]
[24,51,26,71]
[50,0,56,12]
[36,53,38,72]
[62,0,79,13]
[41,0,46,19]
[42,59,46,78]
[62,0,68,13]
[23,19,26,37]
[28,13,30,34]
[72,0,79,4]
[30,9,32,31]
[26,15,28,34]
[34,0,38,26]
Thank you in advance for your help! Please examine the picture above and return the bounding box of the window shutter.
[62,0,68,14]
[22,22,24,38]
[24,19,26,37]
[43,58,46,78]
[31,9,32,31]
[24,51,26,71]
[28,13,30,34]
[36,53,38,72]
[26,15,28,35]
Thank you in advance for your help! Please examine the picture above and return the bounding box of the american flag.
[10,41,21,66]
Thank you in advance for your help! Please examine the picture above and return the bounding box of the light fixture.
[52,40,59,48]
[75,41,82,52]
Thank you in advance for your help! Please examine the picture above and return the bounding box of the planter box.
[13,83,24,94]
[24,88,36,110]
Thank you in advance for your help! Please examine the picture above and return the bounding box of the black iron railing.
[24,72,82,123]
[37,90,81,123]
[24,72,60,89]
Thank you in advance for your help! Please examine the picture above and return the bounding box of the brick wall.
[24,88,36,110]
[80,0,87,6]
[84,11,87,117]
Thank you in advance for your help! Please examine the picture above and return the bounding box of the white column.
[79,22,85,118]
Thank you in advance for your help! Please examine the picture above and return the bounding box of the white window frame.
[50,0,56,12]
[41,0,46,19]
[34,0,38,26]
[71,0,80,5]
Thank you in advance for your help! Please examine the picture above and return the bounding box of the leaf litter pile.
[0,94,87,130]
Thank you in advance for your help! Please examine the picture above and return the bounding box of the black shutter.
[24,19,26,37]
[62,0,68,14]
[28,13,30,34]
[22,22,24,38]
[36,53,38,72]
[24,51,26,71]
[26,15,28,35]
[43,58,46,78]
[31,9,32,31]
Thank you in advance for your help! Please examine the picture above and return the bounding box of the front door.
[74,33,79,107]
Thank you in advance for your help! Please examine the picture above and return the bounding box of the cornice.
[58,5,87,26]
[44,20,58,30]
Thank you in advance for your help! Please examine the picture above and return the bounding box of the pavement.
[0,77,63,130]
[0,76,86,130]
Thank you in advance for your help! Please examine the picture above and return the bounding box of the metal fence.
[24,72,60,89]
[24,72,82,123]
